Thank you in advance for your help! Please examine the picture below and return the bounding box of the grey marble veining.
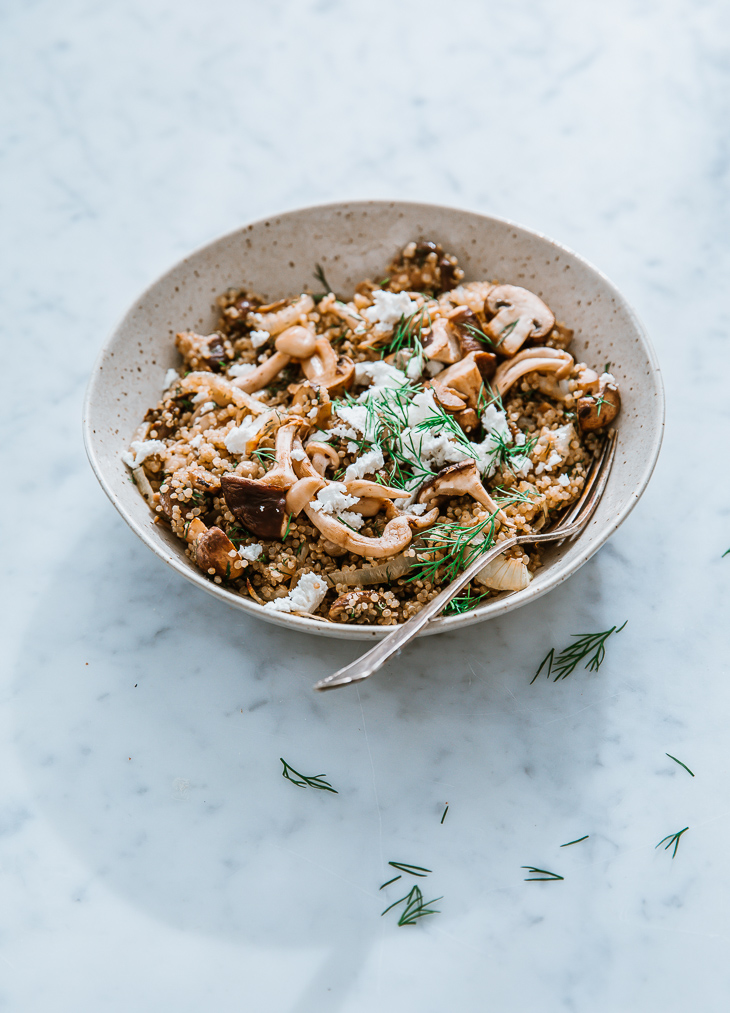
[2,0,730,1010]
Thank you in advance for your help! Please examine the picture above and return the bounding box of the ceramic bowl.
[83,200,664,640]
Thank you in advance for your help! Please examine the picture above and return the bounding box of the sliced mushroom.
[383,500,440,531]
[484,285,555,356]
[194,526,244,580]
[576,375,621,431]
[341,479,410,518]
[415,460,507,522]
[453,408,479,433]
[433,352,494,408]
[250,294,315,336]
[179,372,269,414]
[175,331,232,373]
[288,380,332,428]
[303,505,414,558]
[285,476,326,516]
[301,337,355,395]
[493,347,574,398]
[447,307,496,367]
[221,476,288,539]
[422,317,462,364]
[428,380,466,412]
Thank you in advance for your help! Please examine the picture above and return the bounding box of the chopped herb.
[522,866,564,882]
[530,621,627,684]
[409,512,499,586]
[666,754,694,777]
[496,318,519,345]
[655,827,689,859]
[443,587,491,615]
[461,321,495,348]
[283,514,293,540]
[723,548,730,558]
[314,263,333,294]
[379,875,402,890]
[387,861,432,877]
[379,276,390,287]
[560,835,589,847]
[440,804,449,824]
[279,758,338,793]
[605,362,611,372]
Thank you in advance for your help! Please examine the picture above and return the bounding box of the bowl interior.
[84,201,664,640]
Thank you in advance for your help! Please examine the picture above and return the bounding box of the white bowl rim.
[83,199,665,640]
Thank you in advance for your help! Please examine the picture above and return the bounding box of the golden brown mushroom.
[484,285,555,356]
[493,347,574,398]
[576,375,621,431]
[194,526,244,580]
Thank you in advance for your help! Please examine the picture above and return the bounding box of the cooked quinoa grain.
[123,242,620,624]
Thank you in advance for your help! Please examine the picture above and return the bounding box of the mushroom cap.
[432,353,486,408]
[221,475,288,539]
[576,384,621,431]
[303,503,414,558]
[415,460,506,521]
[275,325,317,359]
[493,347,574,398]
[194,526,243,580]
[484,285,555,356]
[421,318,461,364]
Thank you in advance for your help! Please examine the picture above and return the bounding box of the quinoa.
[123,241,620,625]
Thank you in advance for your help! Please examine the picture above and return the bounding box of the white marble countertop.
[3,1,730,1010]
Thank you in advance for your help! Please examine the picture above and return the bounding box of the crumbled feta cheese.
[196,401,216,415]
[407,502,428,515]
[481,404,511,441]
[363,290,417,327]
[250,329,271,348]
[290,447,307,461]
[347,442,359,453]
[515,431,526,447]
[263,571,328,614]
[550,423,575,459]
[557,473,571,487]
[425,360,445,377]
[307,429,332,443]
[600,371,617,387]
[343,446,385,482]
[238,543,263,562]
[122,439,166,469]
[406,350,424,379]
[163,368,179,389]
[310,482,360,516]
[224,413,268,456]
[544,450,563,472]
[338,510,365,530]
[307,406,319,418]
[512,455,532,476]
[192,390,211,403]
[189,434,203,450]
[228,362,257,378]
[354,359,409,394]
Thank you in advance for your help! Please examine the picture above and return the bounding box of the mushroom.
[421,317,462,364]
[306,442,340,477]
[493,347,574,398]
[285,475,326,516]
[230,350,291,393]
[415,460,507,522]
[344,479,412,518]
[428,380,466,413]
[274,324,317,359]
[288,380,332,428]
[447,306,497,370]
[433,351,496,408]
[194,526,244,580]
[220,421,303,538]
[576,374,621,431]
[303,505,415,559]
[179,372,269,415]
[484,285,555,356]
[249,294,315,336]
[301,337,355,395]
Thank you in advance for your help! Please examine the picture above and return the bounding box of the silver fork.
[313,431,617,692]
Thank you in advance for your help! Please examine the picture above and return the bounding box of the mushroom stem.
[303,504,414,558]
[493,347,574,398]
[230,351,291,393]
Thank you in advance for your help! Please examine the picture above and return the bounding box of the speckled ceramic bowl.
[83,200,664,640]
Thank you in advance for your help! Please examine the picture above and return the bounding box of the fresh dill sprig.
[381,885,442,926]
[313,263,333,294]
[666,754,695,777]
[530,621,628,684]
[440,804,449,824]
[279,758,338,793]
[461,321,495,348]
[492,484,538,507]
[409,512,498,586]
[522,866,564,882]
[655,827,689,858]
[388,861,432,877]
[380,305,432,359]
[560,835,589,847]
[252,447,277,467]
[723,548,730,558]
[443,587,491,615]
[496,318,519,346]
[379,875,402,890]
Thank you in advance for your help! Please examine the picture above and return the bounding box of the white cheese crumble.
[250,329,271,348]
[237,543,263,562]
[406,350,424,379]
[196,401,217,415]
[425,360,445,377]
[263,571,328,614]
[338,510,365,530]
[354,359,409,394]
[310,482,360,516]
[163,368,179,389]
[228,362,257,378]
[290,447,307,461]
[189,434,203,450]
[600,371,617,387]
[363,290,417,328]
[343,446,385,482]
[557,473,571,487]
[192,389,212,403]
[122,439,166,469]
[550,423,575,459]
[224,413,268,456]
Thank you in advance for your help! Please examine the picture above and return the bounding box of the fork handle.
[313,536,522,691]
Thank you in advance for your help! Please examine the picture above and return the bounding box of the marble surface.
[2,1,730,1010]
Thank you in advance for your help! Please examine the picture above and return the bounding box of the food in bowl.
[121,240,620,625]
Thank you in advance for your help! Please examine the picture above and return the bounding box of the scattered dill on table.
[560,835,589,847]
[522,866,564,882]
[531,621,627,683]
[440,804,449,824]
[655,827,689,859]
[279,758,338,794]
[379,861,441,925]
[666,754,695,777]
